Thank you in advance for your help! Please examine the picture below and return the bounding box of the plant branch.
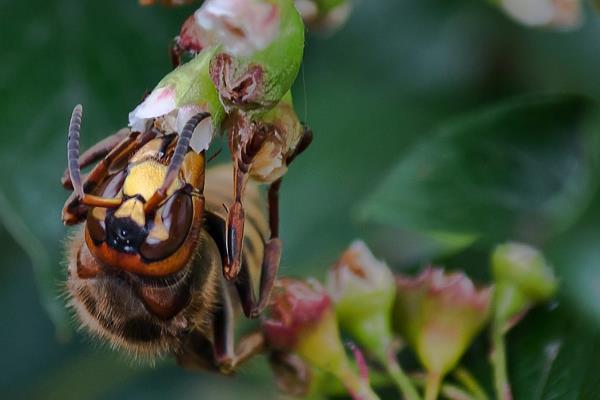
[453,367,489,400]
[490,322,513,400]
[425,372,442,400]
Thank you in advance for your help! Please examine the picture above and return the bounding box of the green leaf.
[509,305,600,400]
[0,0,188,336]
[0,190,69,340]
[359,95,599,247]
[545,189,600,328]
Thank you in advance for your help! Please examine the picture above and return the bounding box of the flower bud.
[394,267,492,377]
[263,278,347,368]
[327,240,396,359]
[164,0,304,111]
[195,0,281,57]
[204,0,305,111]
[499,0,581,29]
[263,278,380,400]
[224,91,303,183]
[128,47,225,152]
[268,351,316,397]
[176,14,208,57]
[491,242,558,328]
[295,0,352,33]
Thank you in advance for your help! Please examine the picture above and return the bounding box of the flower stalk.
[425,372,442,400]
[490,321,511,400]
[489,242,557,400]
[327,241,420,400]
[263,278,380,400]
[411,374,476,400]
[385,354,421,400]
[394,267,492,400]
[453,367,489,400]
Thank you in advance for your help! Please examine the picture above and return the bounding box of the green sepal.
[491,242,558,304]
[213,0,304,111]
[156,46,225,126]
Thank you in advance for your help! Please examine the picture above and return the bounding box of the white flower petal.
[189,121,213,152]
[129,85,177,126]
[327,240,395,302]
[128,110,148,132]
[161,110,179,133]
[176,104,214,152]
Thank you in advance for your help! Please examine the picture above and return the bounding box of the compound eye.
[139,192,193,262]
[100,170,126,198]
[86,207,107,244]
[85,171,126,244]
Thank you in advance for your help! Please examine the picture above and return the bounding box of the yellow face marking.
[147,213,169,244]
[114,198,146,226]
[123,161,178,201]
[91,207,107,221]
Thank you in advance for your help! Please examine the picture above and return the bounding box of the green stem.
[490,322,513,400]
[384,356,422,400]
[425,372,442,400]
[439,385,476,400]
[337,364,381,400]
[315,370,389,397]
[411,374,474,400]
[345,313,421,400]
[453,367,489,400]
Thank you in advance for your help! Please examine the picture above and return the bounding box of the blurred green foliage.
[2,0,600,399]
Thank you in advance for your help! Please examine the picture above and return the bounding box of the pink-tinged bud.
[128,48,225,151]
[176,15,207,56]
[263,278,381,400]
[328,241,395,305]
[194,0,280,57]
[328,242,421,400]
[500,0,581,29]
[394,267,492,377]
[263,278,332,352]
[295,0,352,33]
[491,242,557,330]
[327,240,396,358]
[129,85,177,130]
[204,0,304,111]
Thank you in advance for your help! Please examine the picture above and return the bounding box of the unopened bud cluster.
[261,240,557,399]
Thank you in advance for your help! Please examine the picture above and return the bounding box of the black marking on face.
[105,214,148,253]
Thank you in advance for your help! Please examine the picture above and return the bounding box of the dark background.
[2,0,600,398]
